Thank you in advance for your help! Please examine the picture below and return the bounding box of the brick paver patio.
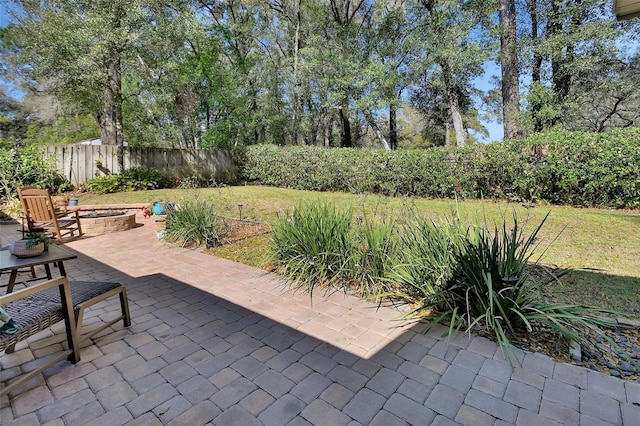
[1,216,639,425]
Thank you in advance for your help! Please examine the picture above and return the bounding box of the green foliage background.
[242,129,640,208]
[0,142,69,199]
[85,167,173,194]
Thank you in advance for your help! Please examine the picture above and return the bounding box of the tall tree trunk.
[530,0,542,84]
[98,58,124,170]
[442,62,466,147]
[529,0,544,132]
[365,111,391,150]
[249,78,260,144]
[499,0,521,139]
[444,122,451,147]
[550,0,579,113]
[291,0,302,145]
[449,95,465,148]
[323,113,332,147]
[339,100,352,147]
[389,104,397,150]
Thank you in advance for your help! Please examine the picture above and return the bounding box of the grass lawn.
[80,185,640,316]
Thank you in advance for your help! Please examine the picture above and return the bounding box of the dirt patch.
[219,218,271,244]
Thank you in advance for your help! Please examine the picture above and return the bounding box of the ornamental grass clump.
[270,202,354,298]
[163,199,230,248]
[404,211,622,364]
[385,213,460,304]
[270,201,623,364]
[352,215,398,298]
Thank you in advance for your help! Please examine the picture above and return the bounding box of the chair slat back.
[18,188,58,225]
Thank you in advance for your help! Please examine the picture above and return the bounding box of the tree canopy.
[1,0,638,149]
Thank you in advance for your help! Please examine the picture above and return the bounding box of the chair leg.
[120,287,132,327]
[74,211,83,237]
[74,285,131,343]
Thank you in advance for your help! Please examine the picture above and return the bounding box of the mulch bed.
[219,218,271,244]
[514,325,640,381]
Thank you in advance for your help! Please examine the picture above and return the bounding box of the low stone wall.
[75,204,145,235]
[79,213,137,236]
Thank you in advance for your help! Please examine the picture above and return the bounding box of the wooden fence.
[43,145,235,186]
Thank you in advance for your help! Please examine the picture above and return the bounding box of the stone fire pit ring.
[74,204,145,236]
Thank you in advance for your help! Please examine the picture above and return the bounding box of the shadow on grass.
[547,269,640,317]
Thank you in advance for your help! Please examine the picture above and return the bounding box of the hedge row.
[241,129,640,208]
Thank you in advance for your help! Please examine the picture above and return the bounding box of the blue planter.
[152,202,165,215]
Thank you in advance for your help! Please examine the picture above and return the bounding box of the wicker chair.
[17,187,83,243]
[0,277,131,397]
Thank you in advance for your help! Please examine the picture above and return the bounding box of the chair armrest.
[0,276,71,305]
[0,276,80,363]
[55,207,80,219]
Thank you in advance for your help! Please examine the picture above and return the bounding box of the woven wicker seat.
[0,278,131,397]
[0,290,65,353]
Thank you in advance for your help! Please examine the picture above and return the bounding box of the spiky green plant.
[387,213,460,303]
[163,199,230,248]
[400,211,623,364]
[270,202,354,298]
[352,214,398,298]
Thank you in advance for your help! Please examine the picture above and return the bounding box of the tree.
[520,0,640,133]
[498,0,521,139]
[564,49,640,132]
[361,0,416,150]
[324,0,375,148]
[3,0,639,153]
[408,0,489,147]
[3,0,191,165]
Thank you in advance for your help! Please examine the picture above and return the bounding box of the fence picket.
[43,146,234,185]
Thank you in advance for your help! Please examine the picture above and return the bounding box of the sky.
[472,62,504,143]
[0,11,7,24]
[0,2,15,27]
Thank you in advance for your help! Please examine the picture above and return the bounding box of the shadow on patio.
[1,219,636,425]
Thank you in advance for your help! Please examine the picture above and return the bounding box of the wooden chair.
[17,187,83,243]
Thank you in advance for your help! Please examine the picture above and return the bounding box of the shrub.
[403,211,621,364]
[86,167,172,194]
[270,202,355,299]
[163,199,230,248]
[514,129,640,207]
[84,175,122,194]
[241,129,640,208]
[0,144,70,199]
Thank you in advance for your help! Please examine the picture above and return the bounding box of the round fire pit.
[78,210,126,219]
[78,211,136,235]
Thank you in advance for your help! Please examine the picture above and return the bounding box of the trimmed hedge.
[241,129,640,208]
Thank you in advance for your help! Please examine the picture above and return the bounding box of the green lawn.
[81,186,640,315]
